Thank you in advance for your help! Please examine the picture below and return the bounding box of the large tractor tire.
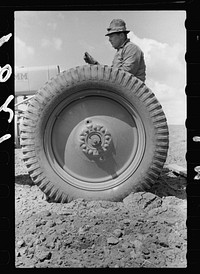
[20,65,169,203]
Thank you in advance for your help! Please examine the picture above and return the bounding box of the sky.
[15,10,186,125]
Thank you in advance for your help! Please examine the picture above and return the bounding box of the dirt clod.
[107,236,119,245]
[113,229,123,238]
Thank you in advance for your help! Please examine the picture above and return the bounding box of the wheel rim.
[44,89,146,190]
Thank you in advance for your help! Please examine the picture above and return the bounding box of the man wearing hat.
[84,19,146,82]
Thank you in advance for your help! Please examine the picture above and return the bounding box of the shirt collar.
[117,38,130,50]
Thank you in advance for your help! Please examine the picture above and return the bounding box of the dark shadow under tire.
[20,65,169,203]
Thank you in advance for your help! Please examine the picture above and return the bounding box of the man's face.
[108,32,125,49]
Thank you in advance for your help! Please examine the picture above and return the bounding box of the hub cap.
[79,121,112,156]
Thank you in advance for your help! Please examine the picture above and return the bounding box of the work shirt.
[111,39,146,82]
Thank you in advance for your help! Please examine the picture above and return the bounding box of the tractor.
[15,64,169,203]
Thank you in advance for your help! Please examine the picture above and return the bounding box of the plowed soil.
[15,125,187,268]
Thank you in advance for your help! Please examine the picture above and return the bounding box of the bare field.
[166,125,186,168]
[15,125,187,268]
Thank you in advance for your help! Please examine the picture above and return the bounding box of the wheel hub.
[79,120,112,156]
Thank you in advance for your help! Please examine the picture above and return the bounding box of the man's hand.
[84,52,99,65]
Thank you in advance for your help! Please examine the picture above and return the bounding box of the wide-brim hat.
[105,19,130,36]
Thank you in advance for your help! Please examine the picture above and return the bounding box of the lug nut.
[105,136,111,141]
[80,136,85,141]
[80,144,87,149]
[93,150,99,155]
